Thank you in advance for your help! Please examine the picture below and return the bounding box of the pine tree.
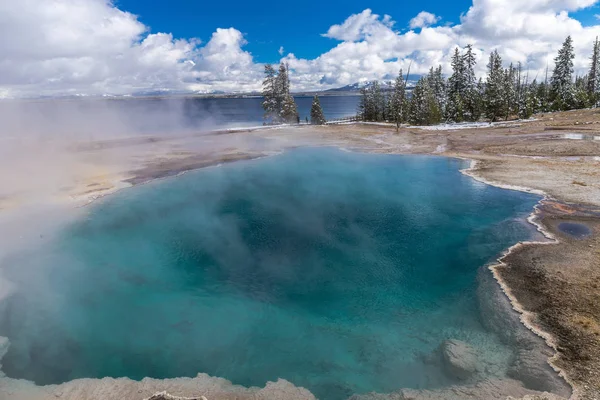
[446,48,465,122]
[358,82,385,122]
[390,69,407,130]
[371,81,386,121]
[503,64,517,120]
[550,36,575,111]
[428,65,446,116]
[462,44,478,121]
[310,95,326,125]
[473,78,484,121]
[484,50,505,122]
[262,63,298,124]
[409,77,441,126]
[280,93,298,123]
[262,64,279,123]
[409,78,429,125]
[276,63,290,105]
[588,37,600,107]
[574,75,591,109]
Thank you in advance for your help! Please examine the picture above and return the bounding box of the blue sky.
[115,0,471,62]
[1,0,600,96]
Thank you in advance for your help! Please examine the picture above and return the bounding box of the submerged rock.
[348,377,567,400]
[508,349,567,395]
[440,340,478,380]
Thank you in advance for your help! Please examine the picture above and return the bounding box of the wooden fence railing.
[325,116,361,125]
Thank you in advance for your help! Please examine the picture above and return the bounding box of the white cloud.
[285,1,600,90]
[322,9,394,42]
[279,46,285,56]
[0,0,600,96]
[409,11,441,29]
[0,0,260,97]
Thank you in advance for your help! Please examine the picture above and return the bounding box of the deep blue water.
[0,149,540,399]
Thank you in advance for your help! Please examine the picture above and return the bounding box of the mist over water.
[0,149,540,399]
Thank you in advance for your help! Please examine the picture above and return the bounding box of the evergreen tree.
[503,63,517,120]
[358,82,385,122]
[261,62,298,124]
[276,63,290,104]
[446,48,465,122]
[280,93,299,123]
[371,81,386,121]
[310,95,326,125]
[519,79,538,120]
[262,64,279,123]
[428,65,447,116]
[409,78,429,125]
[574,75,591,109]
[484,50,505,122]
[550,36,575,111]
[473,78,485,121]
[409,77,441,126]
[588,37,600,106]
[537,81,549,113]
[462,44,479,121]
[390,69,408,130]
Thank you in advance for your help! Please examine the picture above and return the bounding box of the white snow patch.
[408,119,538,131]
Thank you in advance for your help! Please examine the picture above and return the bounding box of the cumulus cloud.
[0,0,600,96]
[191,28,262,93]
[322,9,394,42]
[279,46,285,56]
[409,11,441,29]
[285,1,600,90]
[0,0,260,97]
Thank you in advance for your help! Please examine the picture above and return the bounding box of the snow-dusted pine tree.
[389,69,407,130]
[409,78,441,126]
[262,64,279,123]
[473,77,484,121]
[503,64,517,120]
[588,37,600,106]
[280,93,298,123]
[462,44,479,121]
[574,75,591,109]
[529,80,540,115]
[409,78,429,125]
[310,95,326,125]
[446,48,465,122]
[275,63,298,123]
[276,63,290,103]
[550,36,575,111]
[428,65,446,116]
[484,50,505,122]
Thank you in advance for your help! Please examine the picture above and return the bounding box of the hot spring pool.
[0,148,542,399]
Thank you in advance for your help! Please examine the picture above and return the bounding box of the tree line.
[359,36,600,126]
[262,62,327,125]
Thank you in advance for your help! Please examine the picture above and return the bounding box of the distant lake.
[0,96,361,138]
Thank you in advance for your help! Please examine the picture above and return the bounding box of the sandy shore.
[0,108,599,399]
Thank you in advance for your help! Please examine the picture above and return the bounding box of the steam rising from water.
[0,149,542,399]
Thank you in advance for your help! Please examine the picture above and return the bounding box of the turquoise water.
[0,149,540,399]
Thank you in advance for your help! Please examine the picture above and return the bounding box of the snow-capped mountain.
[326,79,418,93]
